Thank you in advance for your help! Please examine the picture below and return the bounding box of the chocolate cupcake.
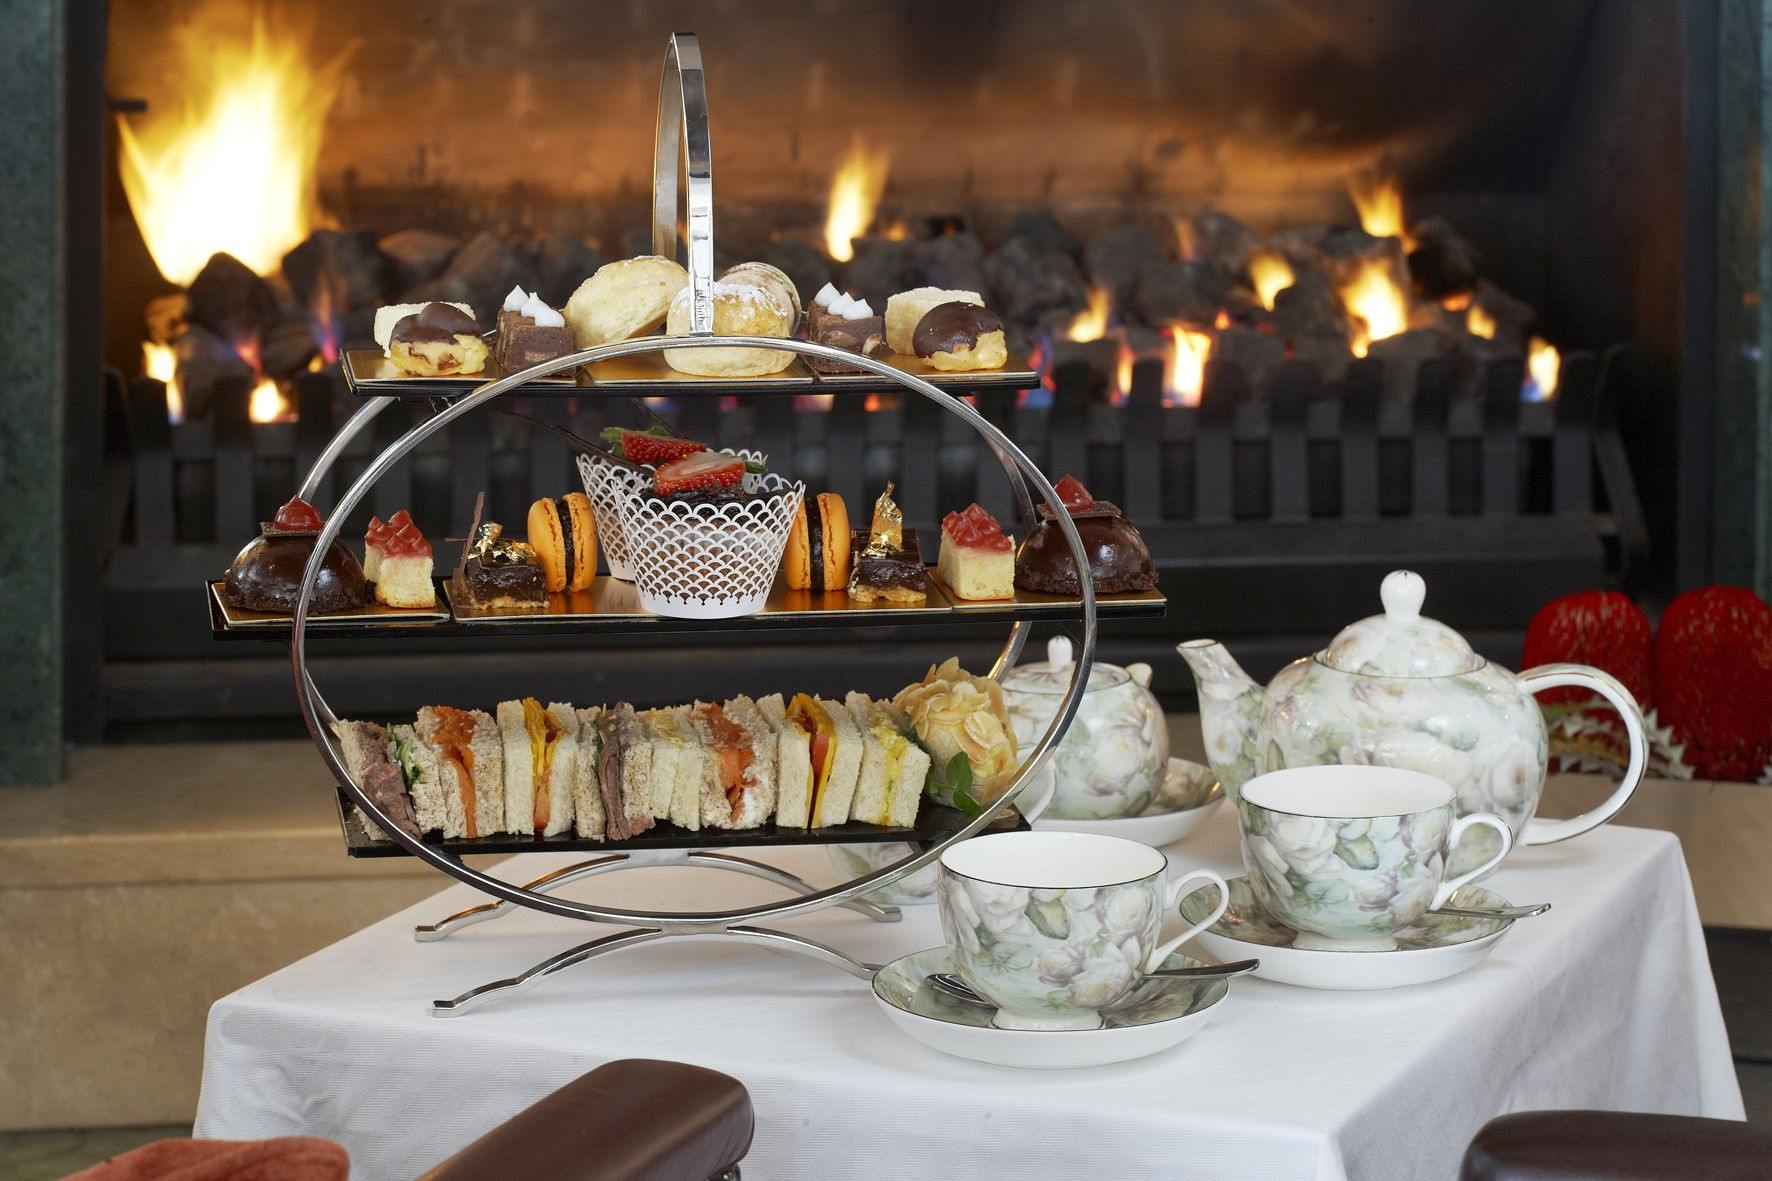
[1014,475,1156,595]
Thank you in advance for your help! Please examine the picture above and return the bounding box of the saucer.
[1177,875,1518,991]
[870,947,1229,1069]
[1034,759,1224,847]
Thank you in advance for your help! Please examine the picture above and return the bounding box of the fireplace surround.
[9,0,1765,759]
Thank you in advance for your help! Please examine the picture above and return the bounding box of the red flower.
[1522,590,1653,707]
[1655,586,1772,781]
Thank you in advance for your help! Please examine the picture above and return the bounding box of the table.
[195,811,1743,1181]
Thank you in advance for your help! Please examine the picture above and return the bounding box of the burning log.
[173,325,254,421]
[1368,328,1455,403]
[1272,269,1349,346]
[841,236,921,312]
[1467,279,1535,350]
[144,292,188,345]
[259,320,319,381]
[759,237,833,307]
[524,231,604,307]
[1210,326,1284,397]
[379,228,459,291]
[185,252,279,344]
[997,210,1080,260]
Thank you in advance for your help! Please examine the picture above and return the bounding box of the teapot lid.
[1000,635,1134,695]
[1318,571,1483,677]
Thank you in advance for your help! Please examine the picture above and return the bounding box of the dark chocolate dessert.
[222,497,370,615]
[1014,475,1156,595]
[452,493,547,611]
[492,288,575,372]
[805,285,886,374]
[847,484,929,603]
[912,302,1004,358]
[392,302,480,345]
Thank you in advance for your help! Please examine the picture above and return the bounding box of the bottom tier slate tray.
[337,790,1028,857]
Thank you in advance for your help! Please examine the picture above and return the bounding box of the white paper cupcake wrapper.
[577,447,767,583]
[614,470,803,619]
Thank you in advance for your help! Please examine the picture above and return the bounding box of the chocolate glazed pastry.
[392,302,481,344]
[912,302,1004,357]
[222,532,369,614]
[1015,501,1156,594]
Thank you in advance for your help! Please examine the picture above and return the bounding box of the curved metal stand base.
[415,849,900,941]
[431,925,884,1017]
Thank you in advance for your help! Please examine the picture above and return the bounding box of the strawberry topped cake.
[938,503,1015,600]
[1014,474,1156,595]
[366,510,436,608]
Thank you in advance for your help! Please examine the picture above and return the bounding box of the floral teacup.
[937,831,1228,1030]
[1236,765,1513,948]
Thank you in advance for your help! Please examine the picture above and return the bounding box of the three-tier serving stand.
[272,34,1137,1015]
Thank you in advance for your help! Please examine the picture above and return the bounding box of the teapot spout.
[1176,640,1264,799]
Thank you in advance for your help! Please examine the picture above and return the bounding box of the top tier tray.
[341,347,1038,400]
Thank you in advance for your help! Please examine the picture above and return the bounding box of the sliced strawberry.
[653,450,746,497]
[601,425,707,465]
[1054,474,1094,511]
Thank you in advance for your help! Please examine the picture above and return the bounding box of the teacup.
[1236,765,1513,948]
[937,831,1229,1031]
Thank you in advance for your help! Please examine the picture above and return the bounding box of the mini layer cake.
[492,286,574,372]
[373,514,436,609]
[805,283,885,374]
[363,509,421,582]
[847,484,928,604]
[938,503,1014,600]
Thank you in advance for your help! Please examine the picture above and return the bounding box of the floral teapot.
[1178,570,1647,876]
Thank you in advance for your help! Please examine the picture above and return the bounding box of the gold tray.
[209,581,450,629]
[932,576,1168,613]
[446,574,956,624]
[341,348,579,395]
[582,351,815,391]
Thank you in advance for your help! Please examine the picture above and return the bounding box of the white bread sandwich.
[332,720,423,840]
[415,706,505,838]
[572,707,606,840]
[590,703,655,840]
[690,695,778,829]
[844,693,931,829]
[497,698,578,837]
[783,693,864,827]
[640,706,710,831]
[758,693,813,827]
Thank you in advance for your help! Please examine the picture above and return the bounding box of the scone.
[885,287,984,354]
[720,261,802,323]
[662,281,795,377]
[564,256,688,348]
[912,302,1008,372]
[387,303,489,376]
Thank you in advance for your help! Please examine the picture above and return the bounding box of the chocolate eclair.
[389,302,489,377]
[847,484,928,604]
[1014,474,1156,595]
[911,301,1008,372]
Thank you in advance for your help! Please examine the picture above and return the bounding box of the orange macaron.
[783,491,851,591]
[526,492,598,593]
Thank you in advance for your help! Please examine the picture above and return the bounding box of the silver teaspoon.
[927,959,1260,1008]
[1431,902,1551,920]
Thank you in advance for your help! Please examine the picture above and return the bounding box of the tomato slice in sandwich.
[788,694,838,819]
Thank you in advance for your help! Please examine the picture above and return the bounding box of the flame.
[1525,337,1560,401]
[1164,325,1212,408]
[1467,304,1497,340]
[881,218,912,242]
[1174,217,1197,261]
[249,377,289,422]
[1348,171,1409,245]
[1114,336,1135,402]
[1066,288,1111,342]
[1214,309,1231,330]
[824,137,891,262]
[116,14,351,285]
[1341,260,1408,358]
[1248,252,1295,311]
[143,341,182,423]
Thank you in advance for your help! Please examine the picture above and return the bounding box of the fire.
[881,219,912,242]
[1248,252,1295,311]
[1164,325,1212,408]
[1348,171,1408,245]
[1525,337,1561,401]
[1342,259,1408,358]
[116,14,349,285]
[1066,288,1111,342]
[143,341,182,423]
[249,378,289,423]
[1114,337,1135,401]
[824,137,891,262]
[1174,217,1197,261]
[1467,304,1497,340]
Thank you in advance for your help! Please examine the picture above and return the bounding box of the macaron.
[783,492,851,591]
[527,492,598,593]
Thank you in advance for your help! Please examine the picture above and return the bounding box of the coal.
[1133,260,1232,328]
[997,210,1080,259]
[379,228,459,291]
[1272,269,1348,345]
[842,237,922,311]
[1085,225,1164,308]
[1469,279,1536,349]
[143,292,188,344]
[282,229,391,315]
[1290,335,1353,383]
[1368,328,1454,402]
[1188,210,1263,276]
[759,237,834,307]
[915,231,988,294]
[1407,217,1480,302]
[1210,326,1284,396]
[525,232,603,307]
[173,324,254,420]
[982,236,1090,332]
[185,252,279,344]
[405,231,526,330]
[259,320,319,380]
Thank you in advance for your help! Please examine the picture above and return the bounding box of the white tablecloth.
[195,814,1742,1181]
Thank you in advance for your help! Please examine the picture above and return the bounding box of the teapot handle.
[1516,663,1648,846]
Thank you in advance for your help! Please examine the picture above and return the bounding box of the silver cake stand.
[285,33,1098,1015]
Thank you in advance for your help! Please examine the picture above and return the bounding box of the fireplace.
[61,0,1765,739]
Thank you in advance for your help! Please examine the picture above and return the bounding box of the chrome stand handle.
[654,32,714,334]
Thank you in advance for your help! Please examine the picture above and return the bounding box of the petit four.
[564,255,688,348]
[894,658,1020,800]
[222,496,370,615]
[1015,474,1157,595]
[938,503,1015,600]
[492,286,575,372]
[805,284,886,374]
[720,261,802,323]
[847,483,929,604]
[371,513,436,609]
[912,301,1007,371]
[663,281,795,376]
[783,491,852,591]
[884,287,984,354]
[387,302,489,376]
[374,301,473,351]
[527,492,598,592]
[452,494,547,611]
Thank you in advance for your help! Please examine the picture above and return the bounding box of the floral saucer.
[871,947,1229,1069]
[1178,875,1518,991]
[1034,758,1225,848]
